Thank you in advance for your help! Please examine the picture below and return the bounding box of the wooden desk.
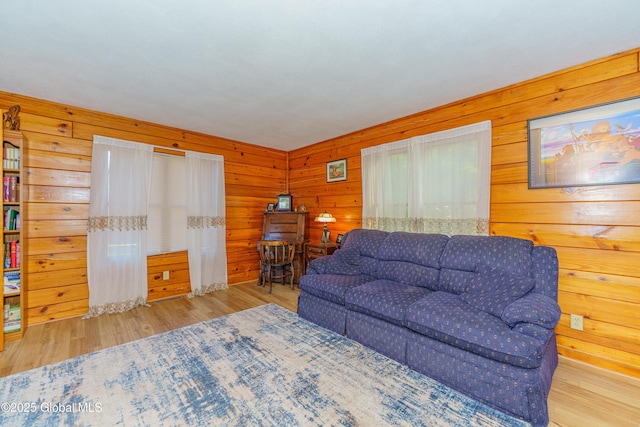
[262,211,309,283]
[304,242,338,274]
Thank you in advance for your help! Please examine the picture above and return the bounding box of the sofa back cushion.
[459,265,536,317]
[438,235,534,294]
[532,245,559,298]
[376,232,449,288]
[341,229,389,276]
[326,247,361,276]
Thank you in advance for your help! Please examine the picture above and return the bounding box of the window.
[361,120,491,235]
[147,152,187,254]
[88,136,228,316]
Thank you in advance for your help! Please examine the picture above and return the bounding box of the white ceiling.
[2,1,640,151]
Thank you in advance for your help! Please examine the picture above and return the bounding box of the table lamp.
[315,210,337,244]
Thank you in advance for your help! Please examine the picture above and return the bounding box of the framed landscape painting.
[528,97,640,188]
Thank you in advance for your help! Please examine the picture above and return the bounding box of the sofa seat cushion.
[299,274,375,305]
[345,280,432,327]
[405,291,549,368]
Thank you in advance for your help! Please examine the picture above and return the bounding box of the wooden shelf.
[1,125,24,350]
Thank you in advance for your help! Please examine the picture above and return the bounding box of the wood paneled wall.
[0,93,287,325]
[289,48,640,378]
[147,250,190,302]
[2,47,639,378]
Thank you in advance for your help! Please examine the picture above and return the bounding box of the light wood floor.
[1,281,638,426]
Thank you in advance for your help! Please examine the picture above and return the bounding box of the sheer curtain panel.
[186,151,228,296]
[361,139,411,231]
[362,121,491,235]
[86,136,153,318]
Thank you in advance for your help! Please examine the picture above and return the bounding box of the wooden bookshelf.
[2,126,24,344]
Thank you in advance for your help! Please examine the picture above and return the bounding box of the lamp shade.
[314,210,337,223]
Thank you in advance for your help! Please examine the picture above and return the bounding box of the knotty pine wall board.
[2,47,639,378]
[0,91,287,324]
[288,47,640,378]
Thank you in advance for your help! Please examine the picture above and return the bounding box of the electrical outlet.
[570,314,583,331]
[162,271,170,280]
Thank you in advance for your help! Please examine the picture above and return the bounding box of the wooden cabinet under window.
[1,127,24,347]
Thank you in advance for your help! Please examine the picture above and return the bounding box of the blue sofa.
[298,229,561,426]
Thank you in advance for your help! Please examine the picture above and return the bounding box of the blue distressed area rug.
[0,304,528,426]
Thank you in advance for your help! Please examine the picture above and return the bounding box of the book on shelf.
[9,175,18,202]
[3,240,20,269]
[11,240,17,269]
[2,175,19,203]
[3,321,20,333]
[3,270,20,294]
[2,144,20,170]
[4,208,20,231]
[2,176,8,202]
[3,300,20,333]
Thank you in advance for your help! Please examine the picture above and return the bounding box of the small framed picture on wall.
[277,194,292,211]
[327,159,347,182]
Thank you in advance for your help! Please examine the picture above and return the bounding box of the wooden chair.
[258,240,296,293]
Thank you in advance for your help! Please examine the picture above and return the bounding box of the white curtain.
[86,136,153,318]
[362,120,491,235]
[186,151,228,296]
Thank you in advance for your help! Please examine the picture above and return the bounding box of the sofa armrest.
[501,293,561,330]
[307,256,331,275]
[512,323,554,340]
